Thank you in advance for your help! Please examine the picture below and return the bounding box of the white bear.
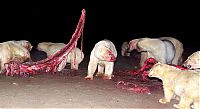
[129,37,183,67]
[129,38,173,66]
[85,39,117,80]
[183,51,200,69]
[37,42,84,70]
[13,40,33,51]
[148,63,200,109]
[0,40,32,73]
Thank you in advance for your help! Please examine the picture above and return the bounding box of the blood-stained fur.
[37,42,84,70]
[129,37,183,67]
[183,51,200,69]
[121,41,130,56]
[85,39,117,80]
[0,41,32,73]
[148,63,200,109]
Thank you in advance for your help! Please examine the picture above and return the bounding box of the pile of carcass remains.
[3,9,86,77]
[114,58,188,94]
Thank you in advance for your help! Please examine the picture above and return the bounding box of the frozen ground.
[0,47,197,108]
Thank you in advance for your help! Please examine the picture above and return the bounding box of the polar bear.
[129,37,183,67]
[0,40,32,73]
[129,38,175,67]
[121,41,130,56]
[85,39,117,80]
[159,37,183,65]
[13,40,33,51]
[148,63,200,109]
[183,51,200,69]
[37,42,84,70]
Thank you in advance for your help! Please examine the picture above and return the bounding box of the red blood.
[131,58,188,81]
[107,50,116,62]
[115,58,188,94]
[131,58,158,81]
[3,9,86,76]
[116,81,150,94]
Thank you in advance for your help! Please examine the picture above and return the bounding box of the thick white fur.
[0,40,32,73]
[183,51,200,69]
[85,39,117,80]
[148,63,200,109]
[13,40,33,51]
[37,42,84,70]
[129,38,168,66]
[159,37,183,65]
[129,37,183,67]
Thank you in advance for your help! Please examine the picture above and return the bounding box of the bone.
[4,9,86,76]
[37,42,84,70]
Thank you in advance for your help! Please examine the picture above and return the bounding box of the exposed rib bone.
[4,9,86,76]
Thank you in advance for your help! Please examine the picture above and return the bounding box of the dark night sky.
[0,1,198,54]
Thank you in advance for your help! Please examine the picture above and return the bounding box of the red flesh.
[4,9,86,76]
